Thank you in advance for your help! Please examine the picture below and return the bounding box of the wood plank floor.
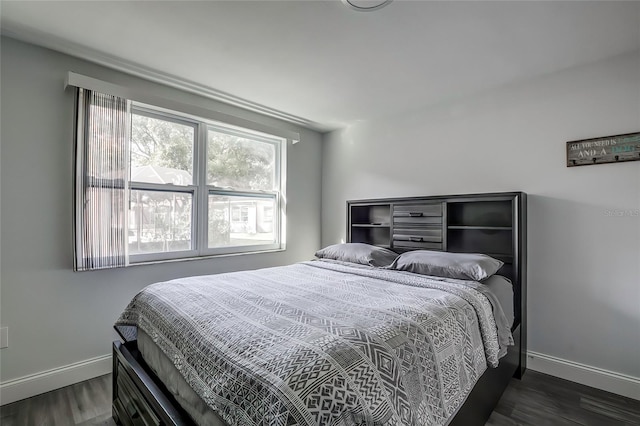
[487,372,640,426]
[1,370,639,425]
[0,374,113,425]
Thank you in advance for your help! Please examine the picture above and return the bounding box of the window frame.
[128,103,286,264]
[128,106,199,263]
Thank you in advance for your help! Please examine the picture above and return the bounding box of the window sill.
[127,247,286,268]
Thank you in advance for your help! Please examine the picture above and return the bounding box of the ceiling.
[2,0,639,132]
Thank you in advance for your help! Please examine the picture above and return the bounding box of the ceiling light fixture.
[341,0,393,12]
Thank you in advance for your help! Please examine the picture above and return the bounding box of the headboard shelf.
[447,199,513,227]
[347,191,527,377]
[350,204,391,226]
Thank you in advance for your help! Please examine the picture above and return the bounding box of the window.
[74,87,286,270]
[128,111,196,258]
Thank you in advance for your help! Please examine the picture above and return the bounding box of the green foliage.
[130,115,276,191]
[207,131,275,190]
[208,200,231,246]
[131,115,193,173]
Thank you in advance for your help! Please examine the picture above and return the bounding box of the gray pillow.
[389,250,503,281]
[315,243,399,267]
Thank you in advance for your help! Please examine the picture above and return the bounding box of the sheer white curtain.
[74,88,131,271]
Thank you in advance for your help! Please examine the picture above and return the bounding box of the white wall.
[0,37,322,387]
[322,51,640,382]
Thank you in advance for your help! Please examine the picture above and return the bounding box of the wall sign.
[567,132,640,167]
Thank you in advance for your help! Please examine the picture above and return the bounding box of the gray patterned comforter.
[115,260,512,426]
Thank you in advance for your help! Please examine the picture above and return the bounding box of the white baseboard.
[0,354,111,406]
[527,351,640,400]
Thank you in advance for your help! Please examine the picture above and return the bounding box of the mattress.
[482,275,514,328]
[117,260,513,426]
[138,328,227,426]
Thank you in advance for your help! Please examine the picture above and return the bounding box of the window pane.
[131,114,194,185]
[129,190,192,254]
[208,195,276,248]
[207,129,276,191]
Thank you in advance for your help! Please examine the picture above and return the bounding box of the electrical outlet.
[0,327,8,349]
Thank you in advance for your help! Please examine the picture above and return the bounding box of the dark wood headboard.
[347,191,527,376]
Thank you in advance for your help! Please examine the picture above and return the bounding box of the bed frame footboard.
[113,328,522,426]
[113,340,192,425]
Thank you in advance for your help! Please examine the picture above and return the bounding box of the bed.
[112,191,527,426]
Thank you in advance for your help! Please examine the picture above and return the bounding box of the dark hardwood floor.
[1,370,639,425]
[487,372,640,426]
[0,374,113,425]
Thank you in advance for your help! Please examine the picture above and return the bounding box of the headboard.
[347,192,527,376]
